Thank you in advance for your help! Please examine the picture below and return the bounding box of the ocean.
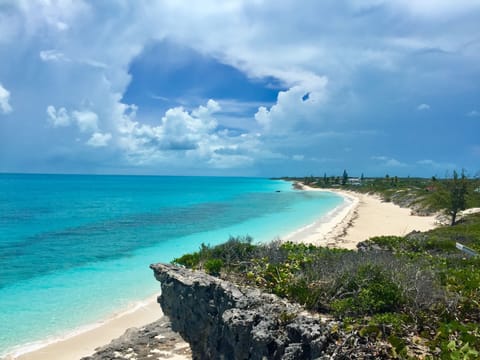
[0,174,344,356]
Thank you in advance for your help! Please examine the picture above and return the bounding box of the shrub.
[172,252,201,268]
[330,264,403,316]
[172,236,255,270]
[204,258,223,276]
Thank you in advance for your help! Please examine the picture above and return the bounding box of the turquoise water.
[0,174,344,356]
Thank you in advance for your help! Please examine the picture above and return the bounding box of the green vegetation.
[290,171,480,225]
[173,213,480,358]
[432,170,469,225]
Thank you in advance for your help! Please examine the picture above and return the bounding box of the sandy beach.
[286,185,438,249]
[10,185,439,360]
[10,297,164,360]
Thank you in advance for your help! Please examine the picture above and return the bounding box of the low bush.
[330,264,403,316]
[204,258,223,276]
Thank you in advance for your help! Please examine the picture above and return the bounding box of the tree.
[342,169,348,186]
[435,170,468,226]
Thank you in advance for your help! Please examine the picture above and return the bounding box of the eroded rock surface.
[82,317,191,360]
[150,263,341,360]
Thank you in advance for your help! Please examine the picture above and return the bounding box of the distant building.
[347,178,362,186]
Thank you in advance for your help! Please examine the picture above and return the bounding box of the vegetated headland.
[168,172,480,358]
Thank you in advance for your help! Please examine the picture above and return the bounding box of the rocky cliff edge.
[150,263,341,360]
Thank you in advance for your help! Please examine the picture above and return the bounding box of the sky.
[0,1,479,178]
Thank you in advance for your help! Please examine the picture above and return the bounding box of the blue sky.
[0,1,479,177]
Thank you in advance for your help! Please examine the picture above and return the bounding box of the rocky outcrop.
[150,263,342,360]
[81,318,191,360]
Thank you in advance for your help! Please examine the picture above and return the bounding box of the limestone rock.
[150,263,338,360]
[81,317,191,360]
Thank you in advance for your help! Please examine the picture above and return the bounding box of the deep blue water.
[0,174,344,356]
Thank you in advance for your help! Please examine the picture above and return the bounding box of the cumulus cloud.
[72,110,98,133]
[48,107,99,134]
[114,99,259,168]
[87,132,112,147]
[255,76,328,134]
[467,110,480,117]
[417,103,430,111]
[3,1,480,173]
[0,83,12,114]
[47,105,70,126]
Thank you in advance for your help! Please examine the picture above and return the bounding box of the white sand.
[287,185,438,249]
[10,297,167,360]
[10,184,441,360]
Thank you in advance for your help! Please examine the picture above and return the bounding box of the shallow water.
[0,174,343,355]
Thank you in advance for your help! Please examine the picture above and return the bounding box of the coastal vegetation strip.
[173,211,480,357]
[291,170,480,225]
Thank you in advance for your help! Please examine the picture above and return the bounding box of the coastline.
[7,296,163,360]
[287,184,438,249]
[9,184,439,360]
[284,187,359,247]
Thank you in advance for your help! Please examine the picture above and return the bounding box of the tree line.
[300,169,478,227]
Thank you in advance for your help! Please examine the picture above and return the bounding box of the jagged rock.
[150,263,340,360]
[81,317,191,360]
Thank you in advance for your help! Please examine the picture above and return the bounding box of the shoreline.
[8,185,439,360]
[7,296,163,360]
[288,184,438,249]
[284,189,359,246]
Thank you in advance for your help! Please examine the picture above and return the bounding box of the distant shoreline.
[289,182,438,249]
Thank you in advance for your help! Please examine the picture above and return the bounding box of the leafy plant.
[330,264,403,316]
[204,258,223,276]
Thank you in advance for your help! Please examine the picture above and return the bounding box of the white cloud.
[0,83,12,114]
[388,159,406,167]
[3,1,480,173]
[417,159,456,169]
[15,0,89,36]
[255,76,328,134]
[87,132,112,147]
[390,0,480,18]
[115,99,259,168]
[351,0,480,18]
[47,106,100,134]
[372,156,407,167]
[467,110,480,117]
[417,103,430,111]
[40,49,70,62]
[46,105,70,127]
[72,110,98,133]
